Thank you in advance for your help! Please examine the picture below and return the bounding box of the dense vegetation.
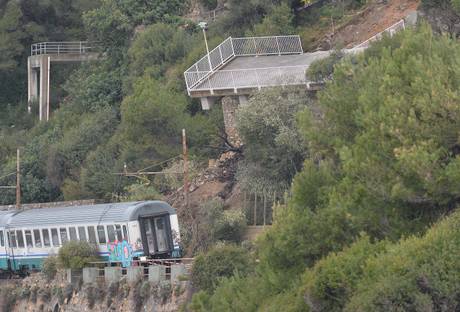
[2,0,460,311]
[189,23,460,311]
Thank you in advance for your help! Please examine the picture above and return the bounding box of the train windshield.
[140,215,171,256]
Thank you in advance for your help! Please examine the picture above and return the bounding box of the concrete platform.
[189,51,331,97]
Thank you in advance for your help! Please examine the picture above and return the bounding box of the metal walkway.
[184,19,406,98]
[28,41,99,121]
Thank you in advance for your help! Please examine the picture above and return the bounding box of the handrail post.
[253,37,257,56]
[231,71,236,93]
[255,69,261,90]
[230,37,235,56]
[275,36,281,56]
[218,45,223,64]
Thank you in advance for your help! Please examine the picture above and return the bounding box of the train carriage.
[0,201,181,272]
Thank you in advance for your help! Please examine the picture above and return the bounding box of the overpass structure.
[28,42,99,121]
[184,19,406,110]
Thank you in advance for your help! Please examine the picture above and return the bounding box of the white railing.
[31,42,94,56]
[184,35,303,92]
[190,65,310,92]
[354,19,405,49]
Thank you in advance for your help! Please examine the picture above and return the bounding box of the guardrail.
[354,19,405,49]
[184,35,303,92]
[31,41,94,56]
[190,65,310,92]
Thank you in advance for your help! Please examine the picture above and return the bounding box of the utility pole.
[182,129,189,209]
[16,149,21,210]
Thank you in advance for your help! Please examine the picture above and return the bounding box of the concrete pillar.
[83,267,98,284]
[148,265,167,284]
[200,97,216,110]
[104,267,122,283]
[66,268,82,285]
[170,264,187,284]
[127,266,144,283]
[238,95,249,106]
[27,59,38,113]
[39,56,50,121]
[221,96,242,147]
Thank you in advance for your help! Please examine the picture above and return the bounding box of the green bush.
[302,235,388,312]
[306,50,344,81]
[182,200,247,255]
[344,210,460,311]
[58,241,99,270]
[191,244,254,293]
[42,256,58,280]
[200,0,217,10]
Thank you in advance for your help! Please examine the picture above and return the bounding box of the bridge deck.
[189,50,331,97]
[223,51,331,70]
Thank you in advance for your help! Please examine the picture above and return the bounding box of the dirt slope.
[325,0,420,48]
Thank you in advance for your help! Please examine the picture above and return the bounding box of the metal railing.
[191,65,310,91]
[184,35,303,92]
[354,19,405,49]
[31,41,94,56]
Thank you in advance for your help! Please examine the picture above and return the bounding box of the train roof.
[0,211,12,227]
[3,201,176,228]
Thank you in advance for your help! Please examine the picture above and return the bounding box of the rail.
[354,19,405,49]
[184,35,303,92]
[31,41,94,56]
[190,65,311,92]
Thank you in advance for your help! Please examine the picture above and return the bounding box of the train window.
[34,230,42,248]
[69,227,77,241]
[16,230,24,248]
[51,228,59,246]
[9,232,17,248]
[115,225,123,241]
[107,225,116,242]
[122,225,128,241]
[42,229,51,247]
[78,227,87,241]
[60,228,68,245]
[33,229,42,247]
[0,231,4,247]
[88,226,97,244]
[25,230,33,248]
[97,226,106,244]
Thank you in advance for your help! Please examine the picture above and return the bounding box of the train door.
[139,215,172,256]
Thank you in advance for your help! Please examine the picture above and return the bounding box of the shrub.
[200,0,217,10]
[306,50,344,82]
[42,256,58,280]
[191,244,254,293]
[344,210,460,311]
[58,241,99,270]
[302,235,388,312]
[182,199,247,255]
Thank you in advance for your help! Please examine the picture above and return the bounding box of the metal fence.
[184,35,303,91]
[191,65,310,91]
[31,41,94,55]
[354,19,405,49]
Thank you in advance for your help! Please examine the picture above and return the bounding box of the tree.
[236,87,308,194]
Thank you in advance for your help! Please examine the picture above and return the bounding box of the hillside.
[2,0,460,311]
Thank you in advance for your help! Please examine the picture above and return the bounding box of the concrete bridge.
[27,42,99,121]
[184,19,407,144]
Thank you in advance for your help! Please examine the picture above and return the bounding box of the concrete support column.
[104,267,122,283]
[83,267,98,284]
[27,59,38,113]
[148,265,167,284]
[222,96,242,147]
[170,264,187,284]
[39,56,50,121]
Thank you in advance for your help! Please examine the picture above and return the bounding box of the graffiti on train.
[107,240,134,267]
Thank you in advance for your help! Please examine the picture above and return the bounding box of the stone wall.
[0,199,97,211]
[221,96,242,147]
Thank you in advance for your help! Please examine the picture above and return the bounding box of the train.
[0,201,181,275]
